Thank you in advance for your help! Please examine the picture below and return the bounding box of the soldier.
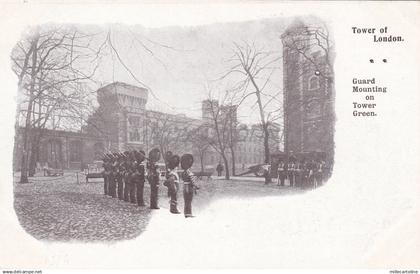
[102,154,111,196]
[277,160,286,186]
[147,148,161,209]
[307,158,317,189]
[166,154,181,214]
[164,151,174,197]
[133,150,146,206]
[127,151,137,204]
[122,151,131,202]
[314,157,324,188]
[287,158,296,187]
[181,153,198,218]
[109,153,119,198]
[116,153,125,200]
[294,159,303,188]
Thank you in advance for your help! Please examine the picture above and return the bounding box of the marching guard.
[147,148,161,209]
[181,153,198,218]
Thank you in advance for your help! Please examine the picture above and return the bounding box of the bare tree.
[12,26,102,183]
[200,92,234,180]
[147,111,194,163]
[188,125,210,172]
[222,42,282,183]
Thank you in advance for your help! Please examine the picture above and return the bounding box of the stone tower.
[281,21,335,161]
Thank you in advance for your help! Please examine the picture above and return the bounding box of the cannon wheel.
[254,167,266,177]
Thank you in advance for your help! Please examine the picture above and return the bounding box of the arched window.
[308,75,320,90]
[306,101,322,118]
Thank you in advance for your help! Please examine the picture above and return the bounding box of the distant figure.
[216,163,224,176]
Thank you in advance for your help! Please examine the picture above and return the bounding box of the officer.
[147,148,161,209]
[133,150,146,206]
[277,160,286,186]
[108,153,119,198]
[165,154,181,214]
[181,153,198,218]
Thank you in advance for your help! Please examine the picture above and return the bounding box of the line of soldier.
[276,156,330,189]
[101,148,198,218]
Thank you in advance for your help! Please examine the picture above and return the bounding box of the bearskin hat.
[149,148,161,163]
[180,153,194,170]
[167,154,180,170]
[135,150,146,162]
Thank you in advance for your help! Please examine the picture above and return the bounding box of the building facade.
[281,21,335,162]
[14,82,282,173]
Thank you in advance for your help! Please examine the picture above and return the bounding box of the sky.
[92,17,293,124]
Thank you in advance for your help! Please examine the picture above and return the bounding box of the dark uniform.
[147,148,161,209]
[277,161,286,186]
[123,152,133,202]
[109,153,119,198]
[165,154,181,214]
[314,159,324,188]
[102,155,111,195]
[128,151,137,204]
[116,154,125,200]
[294,161,303,188]
[287,161,295,187]
[306,159,316,189]
[133,150,146,206]
[181,154,197,218]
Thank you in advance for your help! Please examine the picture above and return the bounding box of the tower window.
[308,75,320,90]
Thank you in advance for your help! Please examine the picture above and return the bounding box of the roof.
[98,82,148,100]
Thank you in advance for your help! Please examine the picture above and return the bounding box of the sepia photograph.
[11,16,335,242]
[1,1,419,271]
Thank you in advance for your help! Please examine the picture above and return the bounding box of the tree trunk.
[29,140,38,177]
[263,124,271,184]
[230,146,236,176]
[221,151,230,180]
[19,37,38,184]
